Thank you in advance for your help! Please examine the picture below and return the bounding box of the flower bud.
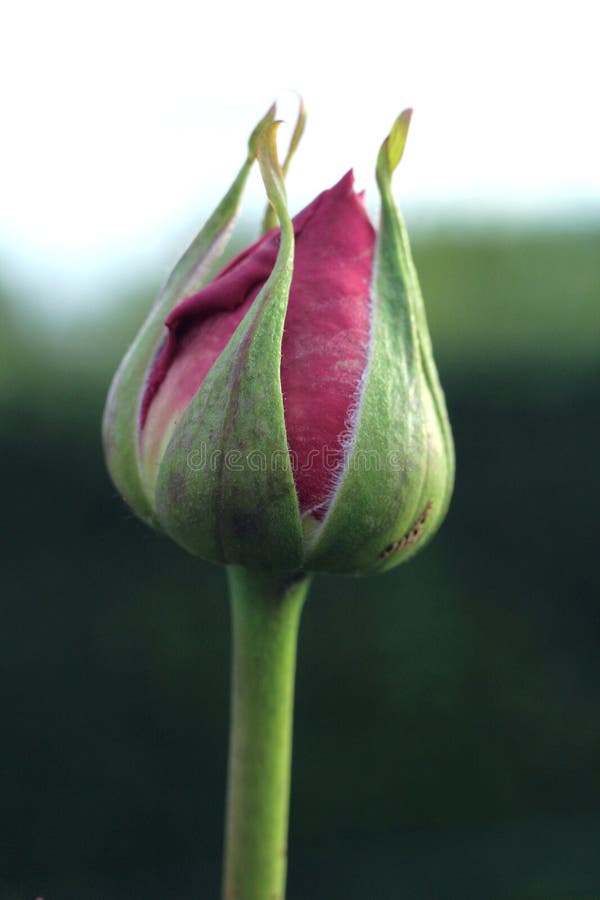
[103,104,454,574]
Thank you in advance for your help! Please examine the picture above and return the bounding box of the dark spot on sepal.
[379,499,433,560]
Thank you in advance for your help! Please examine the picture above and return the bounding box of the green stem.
[222,566,311,900]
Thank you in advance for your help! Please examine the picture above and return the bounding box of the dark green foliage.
[1,225,599,898]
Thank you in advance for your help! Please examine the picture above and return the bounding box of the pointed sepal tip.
[377,108,413,185]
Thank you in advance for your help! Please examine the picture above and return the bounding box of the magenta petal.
[281,172,374,516]
[141,171,375,516]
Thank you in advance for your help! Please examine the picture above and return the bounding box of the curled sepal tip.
[258,122,290,236]
[281,96,307,177]
[261,96,306,234]
[248,102,277,159]
[376,108,413,186]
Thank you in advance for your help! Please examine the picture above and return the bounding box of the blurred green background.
[1,221,599,900]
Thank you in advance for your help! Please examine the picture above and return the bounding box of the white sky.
[0,0,598,315]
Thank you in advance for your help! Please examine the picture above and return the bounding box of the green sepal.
[154,123,304,569]
[305,110,455,574]
[261,97,306,234]
[102,104,276,526]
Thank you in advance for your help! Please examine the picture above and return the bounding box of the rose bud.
[103,105,454,574]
